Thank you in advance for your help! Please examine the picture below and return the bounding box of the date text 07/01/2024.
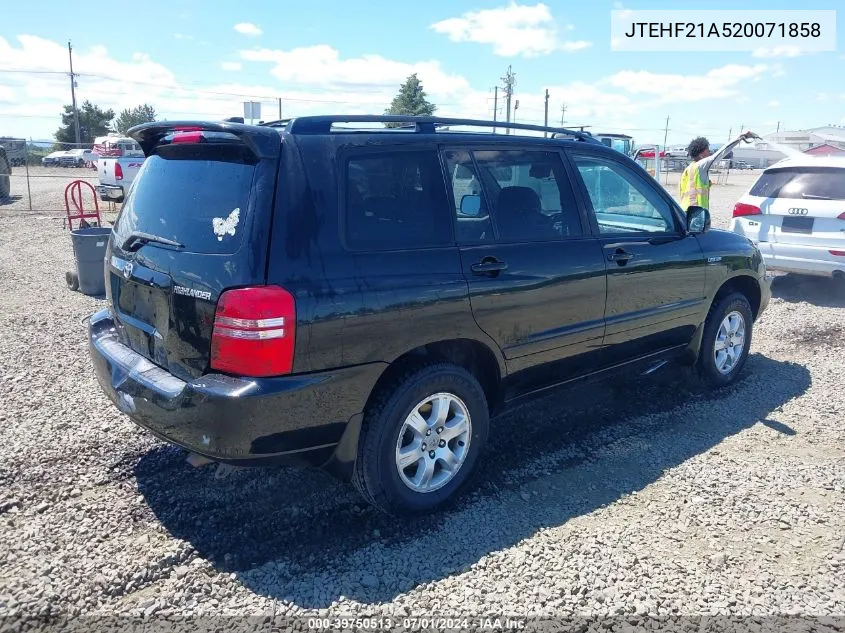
[624,22,821,39]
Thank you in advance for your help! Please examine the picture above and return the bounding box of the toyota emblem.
[787,208,808,216]
[123,262,133,279]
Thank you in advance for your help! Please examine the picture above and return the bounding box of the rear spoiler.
[127,121,281,159]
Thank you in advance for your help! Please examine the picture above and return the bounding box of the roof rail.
[285,115,600,143]
[258,119,293,128]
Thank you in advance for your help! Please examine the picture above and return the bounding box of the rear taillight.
[114,162,124,181]
[838,212,845,220]
[830,250,845,257]
[733,202,761,217]
[210,286,296,377]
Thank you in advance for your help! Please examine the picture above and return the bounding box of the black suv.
[88,115,770,515]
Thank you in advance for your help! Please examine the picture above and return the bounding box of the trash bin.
[68,227,111,296]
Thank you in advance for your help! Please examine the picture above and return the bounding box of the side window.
[345,150,452,250]
[442,149,494,243]
[572,155,677,234]
[473,150,582,242]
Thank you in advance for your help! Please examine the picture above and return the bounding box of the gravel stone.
[1,172,844,620]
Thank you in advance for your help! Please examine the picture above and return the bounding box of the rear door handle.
[607,249,635,263]
[471,259,508,275]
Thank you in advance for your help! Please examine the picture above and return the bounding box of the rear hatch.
[744,165,845,247]
[105,123,282,381]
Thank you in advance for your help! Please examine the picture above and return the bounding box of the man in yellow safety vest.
[679,131,756,210]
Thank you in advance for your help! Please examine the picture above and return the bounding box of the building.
[728,146,787,169]
[803,143,845,157]
[761,126,845,153]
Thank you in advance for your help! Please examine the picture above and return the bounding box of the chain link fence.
[0,138,122,224]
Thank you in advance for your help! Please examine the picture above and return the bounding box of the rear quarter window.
[750,167,845,200]
[344,150,452,250]
[113,144,258,255]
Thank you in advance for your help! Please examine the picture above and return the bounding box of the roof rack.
[283,115,600,143]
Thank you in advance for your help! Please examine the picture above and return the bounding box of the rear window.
[113,144,258,254]
[750,167,845,201]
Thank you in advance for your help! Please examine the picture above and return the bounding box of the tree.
[55,101,114,147]
[114,104,157,135]
[384,73,436,127]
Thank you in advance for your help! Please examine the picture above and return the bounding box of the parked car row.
[41,149,97,167]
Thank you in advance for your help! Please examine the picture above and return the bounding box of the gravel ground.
[1,168,844,626]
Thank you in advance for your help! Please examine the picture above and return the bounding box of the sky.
[1,0,843,146]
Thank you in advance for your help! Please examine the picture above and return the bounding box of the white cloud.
[220,61,242,71]
[767,100,780,107]
[816,92,830,102]
[430,2,591,57]
[234,22,262,37]
[0,33,792,149]
[0,35,480,139]
[611,2,634,19]
[239,45,470,96]
[752,45,803,58]
[606,64,769,103]
[173,33,194,41]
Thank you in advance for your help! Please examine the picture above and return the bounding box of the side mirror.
[460,194,482,217]
[686,206,710,234]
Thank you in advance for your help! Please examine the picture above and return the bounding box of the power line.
[0,68,438,100]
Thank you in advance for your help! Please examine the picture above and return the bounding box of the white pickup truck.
[95,136,145,203]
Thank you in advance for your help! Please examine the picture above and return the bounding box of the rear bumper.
[87,309,384,465]
[757,242,845,277]
[97,184,124,201]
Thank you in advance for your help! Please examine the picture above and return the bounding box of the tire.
[0,154,10,199]
[698,292,753,388]
[353,363,489,516]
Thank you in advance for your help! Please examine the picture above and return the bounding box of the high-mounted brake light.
[210,286,296,377]
[733,202,761,218]
[172,131,204,144]
[114,162,124,181]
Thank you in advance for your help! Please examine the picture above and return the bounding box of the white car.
[730,155,845,279]
[58,149,96,167]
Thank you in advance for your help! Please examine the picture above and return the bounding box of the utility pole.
[501,65,515,134]
[278,98,282,120]
[68,40,81,146]
[492,86,498,134]
[560,104,567,126]
[543,89,550,137]
[776,121,780,133]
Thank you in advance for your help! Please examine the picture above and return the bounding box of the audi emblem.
[787,208,808,216]
[123,262,133,279]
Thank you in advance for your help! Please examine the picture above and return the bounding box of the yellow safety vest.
[679,161,709,210]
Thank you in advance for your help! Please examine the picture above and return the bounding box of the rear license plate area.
[781,216,814,234]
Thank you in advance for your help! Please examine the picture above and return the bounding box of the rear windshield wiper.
[121,231,184,252]
[801,193,832,200]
